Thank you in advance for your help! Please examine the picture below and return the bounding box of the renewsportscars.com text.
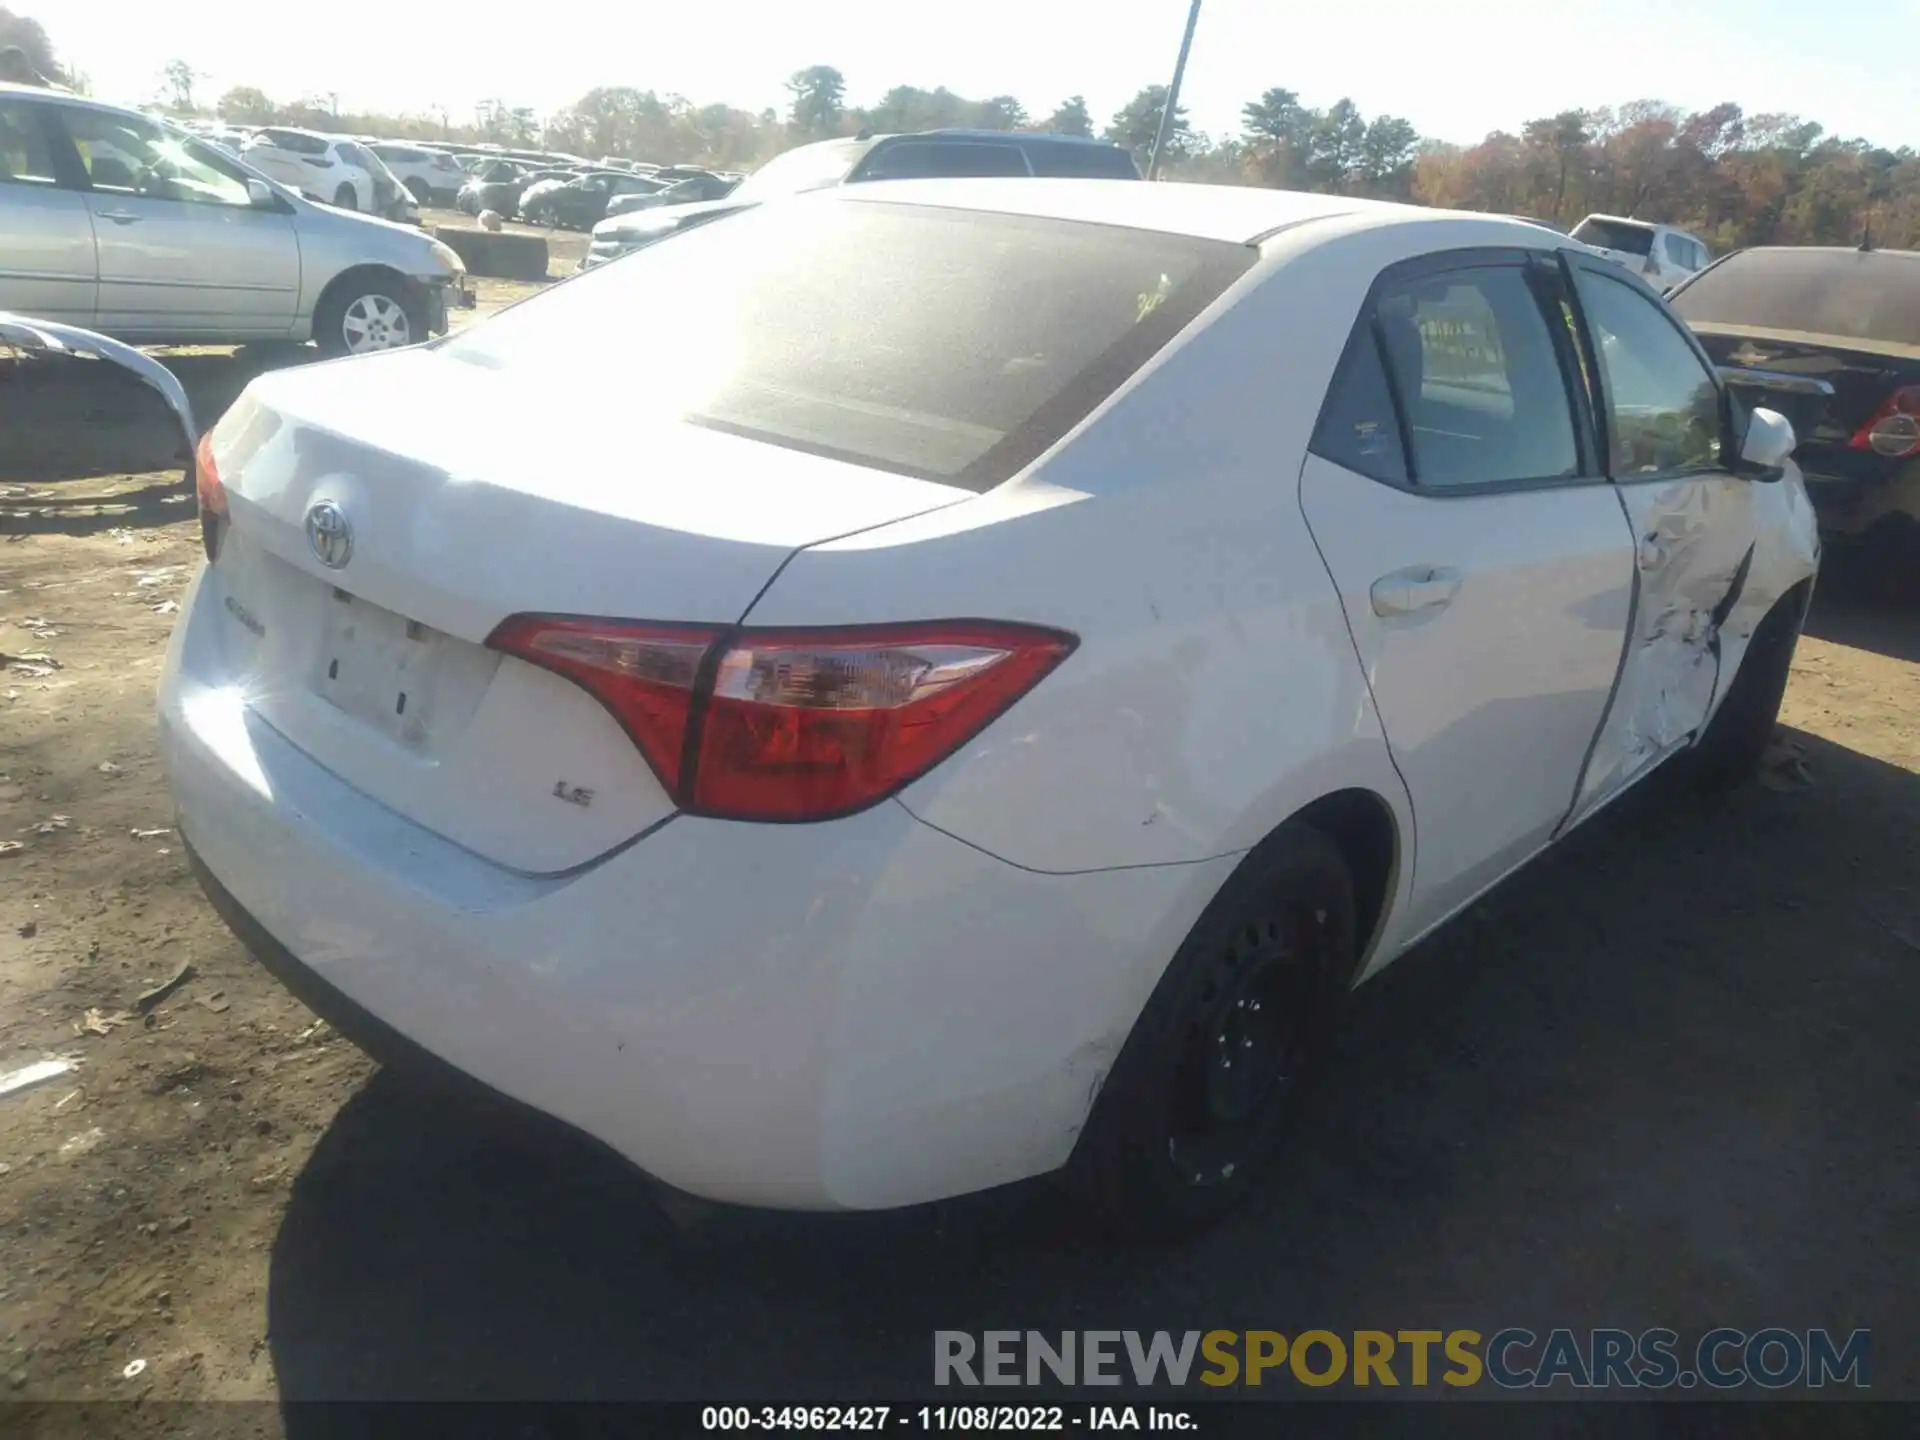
[933,1328,1871,1390]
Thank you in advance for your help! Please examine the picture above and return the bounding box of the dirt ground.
[2,280,1917,1422]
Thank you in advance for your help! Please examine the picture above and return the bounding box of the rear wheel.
[1068,825,1356,1238]
[1687,586,1808,790]
[404,177,431,205]
[332,183,358,211]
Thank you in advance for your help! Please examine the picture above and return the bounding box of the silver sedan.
[0,82,472,355]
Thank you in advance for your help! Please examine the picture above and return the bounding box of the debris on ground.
[0,1057,75,1100]
[198,991,230,1015]
[0,651,61,677]
[97,761,122,776]
[17,920,35,938]
[27,815,71,835]
[58,1126,105,1156]
[0,840,22,856]
[134,961,196,1015]
[121,1359,146,1380]
[130,827,171,840]
[77,1008,125,1037]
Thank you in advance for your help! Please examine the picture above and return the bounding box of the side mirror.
[246,177,277,207]
[1738,405,1796,480]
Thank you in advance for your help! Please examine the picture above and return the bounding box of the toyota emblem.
[305,500,353,570]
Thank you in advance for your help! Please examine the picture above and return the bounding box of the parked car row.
[582,128,1143,269]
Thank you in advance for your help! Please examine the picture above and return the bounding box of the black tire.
[1066,824,1356,1238]
[332,183,358,211]
[313,273,427,358]
[1687,586,1808,790]
[404,177,431,205]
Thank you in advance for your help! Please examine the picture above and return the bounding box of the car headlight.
[426,238,466,275]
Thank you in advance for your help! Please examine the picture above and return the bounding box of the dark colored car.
[583,128,1139,270]
[1671,244,1920,591]
[603,171,740,220]
[522,171,666,229]
[457,162,573,218]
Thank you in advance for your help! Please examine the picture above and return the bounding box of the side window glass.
[1375,265,1581,488]
[1574,268,1723,475]
[1311,326,1409,486]
[63,109,252,208]
[0,99,61,186]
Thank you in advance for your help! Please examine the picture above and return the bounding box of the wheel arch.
[311,264,425,344]
[1289,787,1402,984]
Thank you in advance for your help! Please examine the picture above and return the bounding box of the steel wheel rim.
[1167,906,1325,1187]
[341,295,410,353]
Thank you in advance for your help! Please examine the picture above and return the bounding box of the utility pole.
[1147,0,1202,180]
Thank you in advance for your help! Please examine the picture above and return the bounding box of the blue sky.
[42,0,1920,149]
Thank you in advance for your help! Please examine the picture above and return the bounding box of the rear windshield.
[1669,249,1920,348]
[1029,144,1142,180]
[1571,218,1655,256]
[444,199,1253,489]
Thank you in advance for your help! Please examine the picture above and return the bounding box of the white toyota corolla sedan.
[161,180,1818,1235]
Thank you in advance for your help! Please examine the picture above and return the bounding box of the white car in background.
[163,180,1817,1236]
[368,141,466,206]
[1570,214,1711,292]
[240,127,387,212]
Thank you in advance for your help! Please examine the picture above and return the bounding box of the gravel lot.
[1,249,1916,1420]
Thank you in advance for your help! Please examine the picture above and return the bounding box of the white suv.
[240,128,387,213]
[1570,214,1710,292]
[368,141,466,206]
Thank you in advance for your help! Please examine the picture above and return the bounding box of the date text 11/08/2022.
[703,1409,1193,1432]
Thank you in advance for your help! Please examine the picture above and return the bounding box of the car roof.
[827,177,1518,247]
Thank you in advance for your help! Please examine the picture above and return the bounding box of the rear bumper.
[157,565,1222,1209]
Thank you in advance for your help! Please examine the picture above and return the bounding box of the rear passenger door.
[1557,256,1760,826]
[0,95,96,326]
[1298,249,1637,939]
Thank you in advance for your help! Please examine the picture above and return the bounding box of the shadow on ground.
[0,346,313,485]
[265,726,1920,1410]
[1806,562,1920,664]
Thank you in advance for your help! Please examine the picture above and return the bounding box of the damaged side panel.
[1562,475,1758,827]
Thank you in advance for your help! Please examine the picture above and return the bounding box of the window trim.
[8,98,92,190]
[1561,252,1735,487]
[1309,245,1609,499]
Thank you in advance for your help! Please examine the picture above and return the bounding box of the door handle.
[1370,565,1462,618]
[94,209,142,224]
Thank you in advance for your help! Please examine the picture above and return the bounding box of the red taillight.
[487,617,1076,822]
[1848,385,1920,458]
[194,430,227,562]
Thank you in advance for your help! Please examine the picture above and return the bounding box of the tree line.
[9,2,1915,251]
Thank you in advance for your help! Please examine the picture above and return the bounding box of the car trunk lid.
[1694,324,1920,456]
[203,345,972,873]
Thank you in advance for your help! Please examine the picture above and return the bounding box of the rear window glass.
[1571,218,1655,257]
[444,199,1254,489]
[1028,144,1141,180]
[858,142,1030,180]
[260,129,327,156]
[1669,249,1920,348]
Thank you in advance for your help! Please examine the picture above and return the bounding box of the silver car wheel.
[340,294,412,353]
